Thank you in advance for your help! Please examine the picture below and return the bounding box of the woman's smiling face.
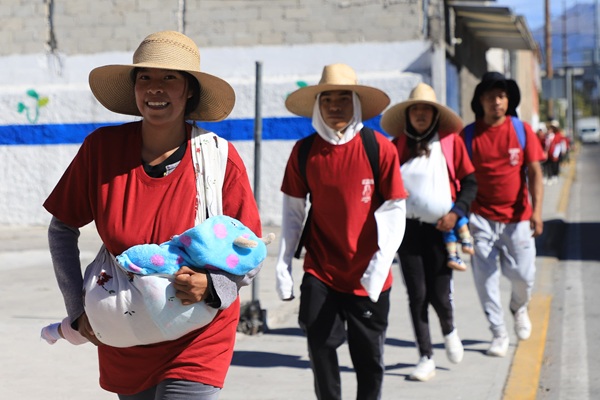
[134,68,193,125]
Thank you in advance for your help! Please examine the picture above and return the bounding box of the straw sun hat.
[380,83,463,137]
[88,30,235,122]
[285,63,390,120]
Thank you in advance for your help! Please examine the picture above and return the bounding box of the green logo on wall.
[17,89,49,124]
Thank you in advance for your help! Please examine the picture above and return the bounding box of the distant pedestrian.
[535,126,551,181]
[462,72,545,357]
[544,119,567,185]
[381,82,477,381]
[275,63,407,399]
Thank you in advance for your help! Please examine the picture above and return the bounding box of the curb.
[501,150,577,400]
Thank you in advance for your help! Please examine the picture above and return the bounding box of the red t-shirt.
[281,131,406,295]
[43,121,261,394]
[461,117,545,223]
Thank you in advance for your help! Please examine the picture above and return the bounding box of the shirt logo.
[509,148,521,166]
[361,178,374,203]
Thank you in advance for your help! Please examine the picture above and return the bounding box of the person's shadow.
[536,218,600,261]
[232,327,422,372]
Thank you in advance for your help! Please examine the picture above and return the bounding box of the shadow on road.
[537,218,600,261]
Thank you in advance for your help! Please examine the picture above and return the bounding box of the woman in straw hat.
[275,63,407,399]
[43,31,262,399]
[380,82,477,382]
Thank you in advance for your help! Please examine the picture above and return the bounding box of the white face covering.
[311,92,364,145]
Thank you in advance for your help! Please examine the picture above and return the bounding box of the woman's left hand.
[436,212,458,232]
[173,266,209,305]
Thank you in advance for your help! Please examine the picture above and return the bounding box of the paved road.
[537,143,600,400]
[0,149,578,399]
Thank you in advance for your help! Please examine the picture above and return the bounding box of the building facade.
[1,0,537,225]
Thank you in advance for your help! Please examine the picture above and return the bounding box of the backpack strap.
[293,127,380,259]
[294,133,317,259]
[510,116,526,149]
[297,133,318,184]
[439,133,457,184]
[359,127,380,192]
[464,117,526,161]
[464,122,475,159]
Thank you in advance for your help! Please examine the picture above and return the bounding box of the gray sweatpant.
[469,214,536,337]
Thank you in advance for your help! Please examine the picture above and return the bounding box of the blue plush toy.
[116,215,274,276]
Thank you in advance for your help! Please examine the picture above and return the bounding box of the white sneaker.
[409,356,436,381]
[444,329,464,364]
[513,307,532,340]
[487,335,509,357]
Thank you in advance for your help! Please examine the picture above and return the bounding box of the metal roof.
[449,2,538,51]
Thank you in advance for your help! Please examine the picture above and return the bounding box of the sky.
[494,0,591,30]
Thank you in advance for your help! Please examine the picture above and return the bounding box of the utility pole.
[595,0,600,114]
[563,0,574,137]
[546,0,554,119]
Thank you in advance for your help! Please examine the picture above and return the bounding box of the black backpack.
[293,127,380,259]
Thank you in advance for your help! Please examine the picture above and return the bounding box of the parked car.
[576,117,600,144]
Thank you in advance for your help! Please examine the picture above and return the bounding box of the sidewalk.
[0,160,569,399]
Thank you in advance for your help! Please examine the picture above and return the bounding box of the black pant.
[298,273,390,400]
[398,219,455,358]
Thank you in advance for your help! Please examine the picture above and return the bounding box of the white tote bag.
[83,248,219,347]
[82,128,228,347]
[400,136,453,224]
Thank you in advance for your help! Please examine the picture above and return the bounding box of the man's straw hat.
[88,31,235,121]
[285,63,390,120]
[380,83,463,137]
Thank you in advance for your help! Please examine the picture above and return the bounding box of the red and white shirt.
[44,121,261,394]
[281,131,406,295]
[461,117,545,223]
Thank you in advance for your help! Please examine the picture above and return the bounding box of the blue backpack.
[463,116,526,159]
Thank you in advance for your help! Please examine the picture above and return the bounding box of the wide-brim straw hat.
[380,83,463,137]
[88,30,235,121]
[285,63,390,120]
[470,71,520,118]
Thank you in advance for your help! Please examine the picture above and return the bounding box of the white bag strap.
[190,126,229,225]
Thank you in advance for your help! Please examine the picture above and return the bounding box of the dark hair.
[470,72,520,118]
[181,71,201,117]
[130,68,201,118]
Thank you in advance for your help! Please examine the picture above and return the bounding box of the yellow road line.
[503,294,552,400]
[502,147,578,399]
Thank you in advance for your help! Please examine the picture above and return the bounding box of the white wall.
[1,42,429,226]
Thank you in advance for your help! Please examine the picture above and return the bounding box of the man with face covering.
[275,63,407,400]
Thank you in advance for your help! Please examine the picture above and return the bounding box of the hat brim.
[380,99,464,137]
[285,84,390,120]
[89,63,235,122]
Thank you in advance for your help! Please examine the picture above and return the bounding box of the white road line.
[560,166,589,400]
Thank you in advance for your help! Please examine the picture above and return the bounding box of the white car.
[576,117,600,144]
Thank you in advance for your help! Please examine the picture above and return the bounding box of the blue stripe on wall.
[0,116,384,145]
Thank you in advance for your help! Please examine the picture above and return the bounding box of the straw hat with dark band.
[88,30,235,122]
[285,63,390,120]
[380,83,463,137]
